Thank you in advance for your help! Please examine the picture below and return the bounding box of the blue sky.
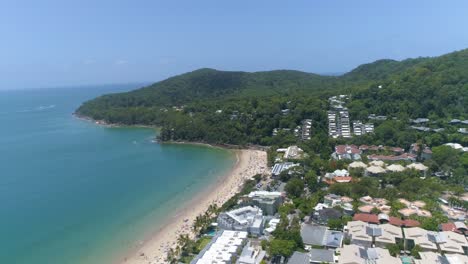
[1,0,468,89]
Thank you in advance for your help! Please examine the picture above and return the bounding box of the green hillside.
[76,48,468,145]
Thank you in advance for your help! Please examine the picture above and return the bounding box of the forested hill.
[76,48,468,145]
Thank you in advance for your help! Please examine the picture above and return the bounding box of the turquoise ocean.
[0,85,235,264]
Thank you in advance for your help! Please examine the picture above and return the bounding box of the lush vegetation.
[77,49,467,146]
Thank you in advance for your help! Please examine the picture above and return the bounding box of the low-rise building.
[345,221,403,248]
[288,249,336,264]
[337,245,402,264]
[217,206,265,236]
[191,230,248,264]
[301,224,343,249]
[332,145,362,160]
[416,252,468,264]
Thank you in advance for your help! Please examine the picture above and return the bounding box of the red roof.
[353,214,379,224]
[335,145,361,155]
[335,176,353,183]
[440,223,466,234]
[353,214,420,227]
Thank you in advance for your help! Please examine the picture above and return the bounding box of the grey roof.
[318,208,343,220]
[287,251,309,264]
[366,248,379,260]
[428,232,447,244]
[324,231,343,248]
[366,225,382,237]
[309,248,335,263]
[301,224,327,246]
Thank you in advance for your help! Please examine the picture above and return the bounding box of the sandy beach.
[119,149,268,264]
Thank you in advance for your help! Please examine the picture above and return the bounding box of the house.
[352,213,420,227]
[403,227,438,252]
[439,222,468,235]
[345,221,403,248]
[287,249,336,264]
[312,208,343,225]
[438,231,468,255]
[332,145,362,160]
[242,191,284,215]
[217,206,265,236]
[409,143,432,160]
[191,230,248,264]
[337,245,402,264]
[301,224,343,249]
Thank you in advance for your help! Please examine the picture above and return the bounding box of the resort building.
[241,191,284,215]
[353,120,374,136]
[217,206,265,236]
[337,245,402,264]
[191,230,248,264]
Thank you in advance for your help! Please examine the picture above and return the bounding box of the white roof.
[386,164,405,172]
[406,163,428,171]
[348,161,368,168]
[366,165,386,174]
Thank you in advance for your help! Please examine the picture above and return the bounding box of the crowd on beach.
[122,149,268,264]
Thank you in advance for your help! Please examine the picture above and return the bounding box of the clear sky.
[1,0,468,89]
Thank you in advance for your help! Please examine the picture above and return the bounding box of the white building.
[192,230,248,264]
[217,206,265,236]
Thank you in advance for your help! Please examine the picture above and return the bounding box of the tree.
[327,218,343,230]
[285,178,305,198]
[267,239,296,258]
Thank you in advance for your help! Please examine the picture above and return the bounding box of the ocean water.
[0,85,235,264]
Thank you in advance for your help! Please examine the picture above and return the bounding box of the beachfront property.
[337,245,402,264]
[416,251,468,264]
[191,230,248,264]
[277,146,305,160]
[301,224,344,249]
[288,249,336,264]
[271,162,300,177]
[331,145,362,160]
[217,206,265,236]
[241,191,284,215]
[344,221,403,248]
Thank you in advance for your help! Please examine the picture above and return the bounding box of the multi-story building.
[217,206,265,236]
[191,230,248,264]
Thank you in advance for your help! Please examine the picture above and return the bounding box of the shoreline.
[117,149,268,264]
